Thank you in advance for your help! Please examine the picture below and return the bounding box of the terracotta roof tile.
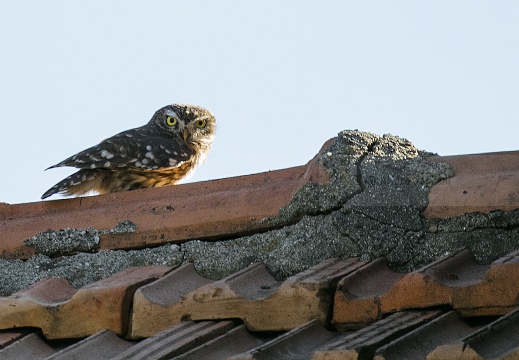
[46,330,134,360]
[130,258,366,338]
[0,139,333,260]
[229,320,339,360]
[175,324,268,360]
[0,333,55,360]
[1,133,519,358]
[425,151,519,218]
[461,307,519,359]
[373,311,479,360]
[0,263,516,359]
[0,266,170,339]
[423,308,519,359]
[113,321,236,360]
[333,248,519,329]
[0,330,28,349]
[230,311,441,360]
[313,311,442,360]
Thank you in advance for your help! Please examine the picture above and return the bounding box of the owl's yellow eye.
[166,116,178,126]
[195,119,206,129]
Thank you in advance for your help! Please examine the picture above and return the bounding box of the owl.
[41,104,216,199]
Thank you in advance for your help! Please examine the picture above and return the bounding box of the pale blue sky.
[1,1,518,204]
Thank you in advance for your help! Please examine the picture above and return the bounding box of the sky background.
[1,1,518,204]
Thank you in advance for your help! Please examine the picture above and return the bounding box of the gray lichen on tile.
[25,227,101,257]
[24,220,137,257]
[183,213,353,279]
[3,131,519,294]
[0,244,182,296]
[183,130,519,279]
[272,130,452,226]
[0,220,179,296]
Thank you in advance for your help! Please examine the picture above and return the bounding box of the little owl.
[41,103,216,199]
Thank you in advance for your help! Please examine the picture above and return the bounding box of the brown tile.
[333,249,519,329]
[16,277,77,303]
[0,333,55,360]
[46,330,134,360]
[0,330,29,349]
[313,311,442,360]
[0,266,170,339]
[176,324,268,360]
[229,320,339,360]
[332,258,406,328]
[130,264,213,307]
[130,258,366,338]
[426,345,485,360]
[232,311,441,360]
[447,250,519,317]
[462,306,519,359]
[424,151,519,218]
[114,321,235,360]
[0,140,332,260]
[373,311,478,360]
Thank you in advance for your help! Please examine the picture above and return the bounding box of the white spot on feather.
[145,152,155,159]
[101,150,114,159]
[88,155,101,161]
[168,158,177,166]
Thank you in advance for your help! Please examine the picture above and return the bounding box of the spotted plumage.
[41,104,216,199]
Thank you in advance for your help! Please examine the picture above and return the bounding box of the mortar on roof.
[0,245,182,296]
[0,221,180,296]
[183,130,519,279]
[25,220,137,257]
[3,130,519,295]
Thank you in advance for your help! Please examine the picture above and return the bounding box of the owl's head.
[153,104,216,149]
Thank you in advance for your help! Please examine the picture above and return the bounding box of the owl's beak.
[183,131,189,141]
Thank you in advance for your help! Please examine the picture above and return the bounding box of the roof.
[1,130,519,359]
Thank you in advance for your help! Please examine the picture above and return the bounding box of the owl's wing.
[47,127,194,171]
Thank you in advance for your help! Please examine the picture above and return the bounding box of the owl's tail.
[41,169,100,199]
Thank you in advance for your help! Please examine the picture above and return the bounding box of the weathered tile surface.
[0,333,55,360]
[0,266,170,339]
[313,311,441,360]
[46,330,134,360]
[175,325,268,360]
[0,330,29,349]
[373,311,479,360]
[229,320,339,360]
[113,321,235,360]
[1,140,519,358]
[0,140,332,260]
[460,307,519,360]
[425,151,519,218]
[130,258,366,338]
[333,249,519,329]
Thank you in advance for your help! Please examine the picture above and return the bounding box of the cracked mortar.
[1,130,519,295]
[183,130,519,279]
